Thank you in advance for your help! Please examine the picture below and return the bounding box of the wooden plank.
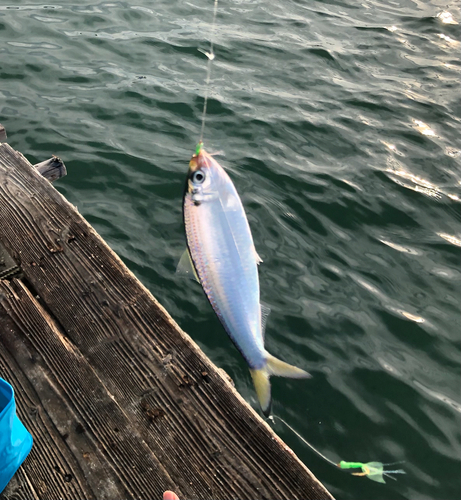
[0,292,96,500]
[0,152,63,279]
[0,143,333,500]
[0,124,6,143]
[0,241,20,280]
[33,156,67,182]
[1,469,40,500]
[0,123,65,180]
[0,279,175,500]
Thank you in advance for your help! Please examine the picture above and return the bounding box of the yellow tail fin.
[250,354,311,416]
[250,369,271,416]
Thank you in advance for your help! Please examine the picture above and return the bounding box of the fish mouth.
[188,157,199,173]
[189,147,212,173]
[189,142,204,172]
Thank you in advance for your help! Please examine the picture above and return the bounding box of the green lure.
[195,141,203,156]
[270,416,406,484]
[338,461,404,483]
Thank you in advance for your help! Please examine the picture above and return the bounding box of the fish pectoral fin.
[260,303,271,339]
[176,249,200,283]
[250,368,271,417]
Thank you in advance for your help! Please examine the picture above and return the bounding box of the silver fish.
[181,145,310,415]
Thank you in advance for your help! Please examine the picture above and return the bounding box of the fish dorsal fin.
[260,303,271,339]
[176,249,200,283]
[254,247,263,265]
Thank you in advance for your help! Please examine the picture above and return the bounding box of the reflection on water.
[385,164,443,200]
[437,33,459,45]
[385,154,461,203]
[437,233,461,247]
[412,119,435,137]
[437,11,458,25]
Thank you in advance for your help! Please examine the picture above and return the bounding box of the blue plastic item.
[0,378,33,494]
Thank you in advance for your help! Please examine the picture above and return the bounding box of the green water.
[1,1,460,499]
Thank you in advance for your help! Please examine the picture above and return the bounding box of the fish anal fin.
[260,303,271,339]
[254,247,263,265]
[176,249,200,283]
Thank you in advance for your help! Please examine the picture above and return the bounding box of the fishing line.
[269,415,338,467]
[269,415,406,483]
[199,0,219,144]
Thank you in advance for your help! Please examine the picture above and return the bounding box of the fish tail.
[249,368,272,416]
[250,353,311,416]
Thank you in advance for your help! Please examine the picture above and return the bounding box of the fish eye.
[192,170,206,184]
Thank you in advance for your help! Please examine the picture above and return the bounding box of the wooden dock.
[0,131,333,500]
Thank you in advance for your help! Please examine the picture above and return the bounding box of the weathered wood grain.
[0,242,20,280]
[0,294,95,500]
[33,157,67,182]
[0,143,333,500]
[0,279,176,500]
[0,124,6,143]
[1,469,40,500]
[1,151,64,279]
